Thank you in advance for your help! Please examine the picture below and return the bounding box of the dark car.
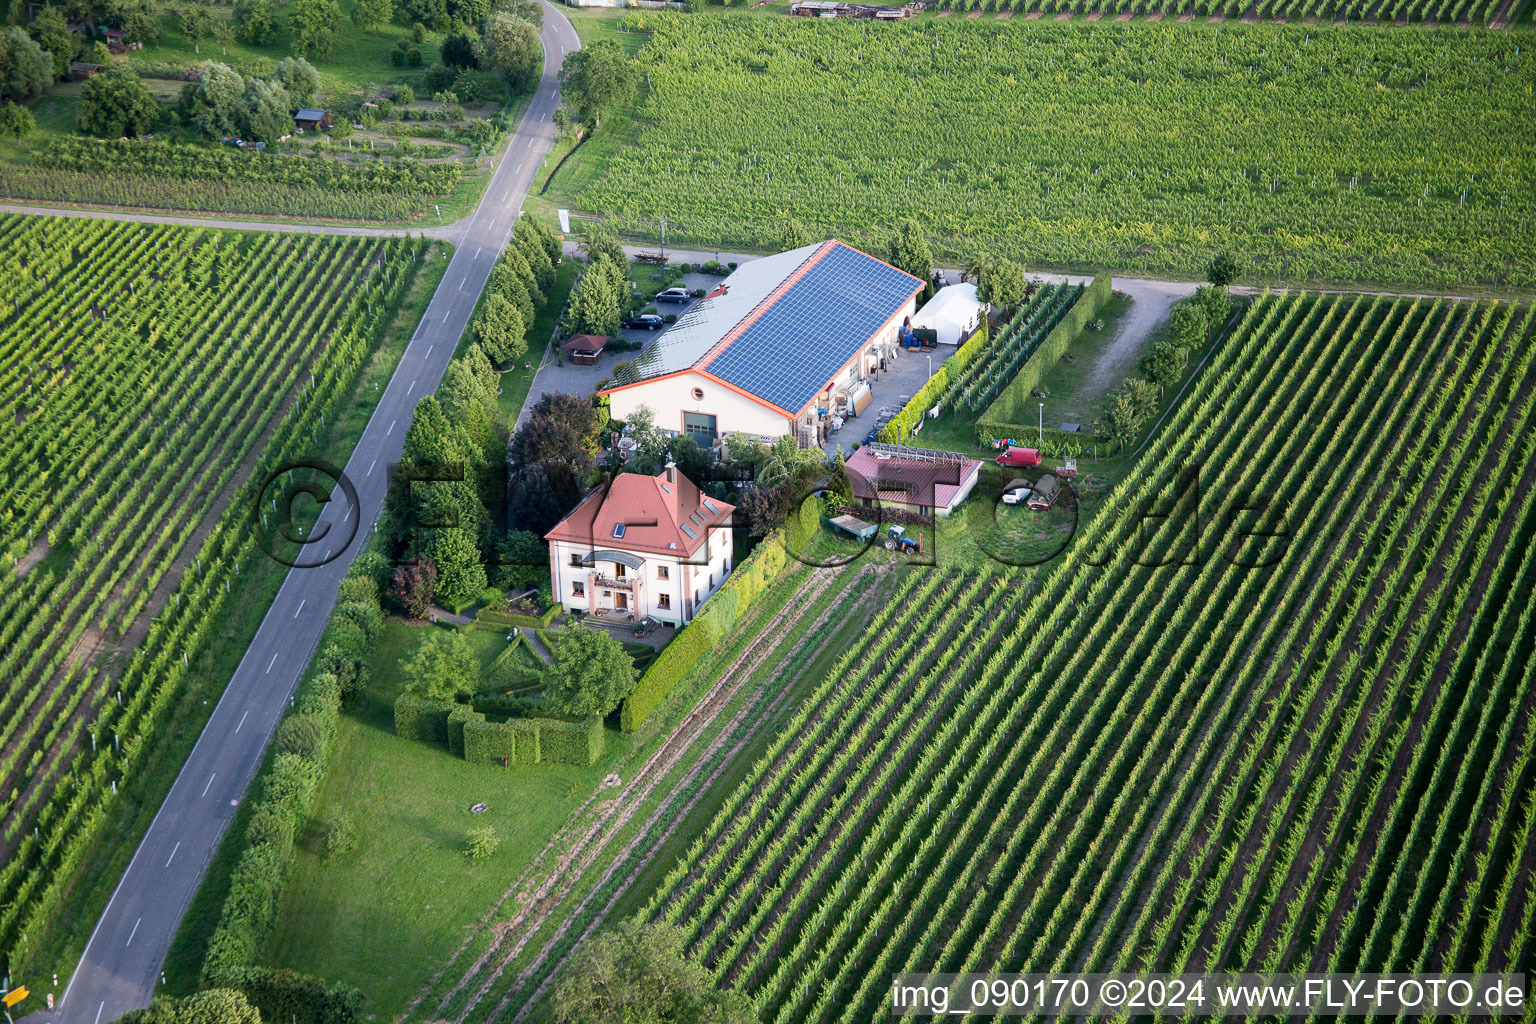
[655,286,691,303]
[623,314,665,330]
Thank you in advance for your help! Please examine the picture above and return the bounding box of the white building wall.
[607,371,791,441]
[547,531,735,626]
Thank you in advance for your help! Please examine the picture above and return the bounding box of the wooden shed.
[561,334,610,366]
[293,108,331,131]
[68,62,105,81]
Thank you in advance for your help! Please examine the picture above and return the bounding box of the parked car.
[1001,478,1034,505]
[995,446,1043,468]
[623,313,665,330]
[655,286,691,303]
[1027,474,1063,510]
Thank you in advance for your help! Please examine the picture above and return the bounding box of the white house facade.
[544,464,736,626]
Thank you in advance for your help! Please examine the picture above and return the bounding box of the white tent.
[911,283,987,346]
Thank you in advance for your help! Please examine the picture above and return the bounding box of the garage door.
[683,412,718,441]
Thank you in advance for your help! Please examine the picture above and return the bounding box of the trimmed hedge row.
[619,531,790,732]
[199,560,387,1022]
[463,717,540,765]
[537,716,605,765]
[399,696,602,765]
[877,319,989,444]
[394,694,454,742]
[978,272,1113,428]
[476,604,561,629]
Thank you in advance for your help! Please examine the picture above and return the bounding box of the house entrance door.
[616,592,628,611]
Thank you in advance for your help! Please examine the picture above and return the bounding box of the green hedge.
[876,319,989,444]
[209,966,364,1024]
[446,704,484,757]
[476,604,561,629]
[619,531,790,732]
[463,718,540,765]
[537,715,604,765]
[978,272,1113,428]
[394,693,455,743]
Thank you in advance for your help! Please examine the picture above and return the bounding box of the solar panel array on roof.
[624,243,825,384]
[704,244,921,415]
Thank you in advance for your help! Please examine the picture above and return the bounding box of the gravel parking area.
[516,272,717,427]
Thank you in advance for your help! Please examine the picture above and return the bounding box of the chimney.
[665,460,676,485]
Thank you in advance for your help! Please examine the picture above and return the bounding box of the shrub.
[465,825,501,859]
[322,814,356,860]
[246,807,294,850]
[275,714,328,762]
[207,967,364,1024]
[335,598,383,643]
[337,574,378,606]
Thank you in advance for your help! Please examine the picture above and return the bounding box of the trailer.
[829,514,878,542]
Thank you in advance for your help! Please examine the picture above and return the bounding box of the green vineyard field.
[0,215,426,976]
[0,139,462,223]
[927,0,1516,24]
[635,290,1536,1019]
[577,19,1536,289]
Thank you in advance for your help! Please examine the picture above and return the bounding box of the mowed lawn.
[262,620,624,1016]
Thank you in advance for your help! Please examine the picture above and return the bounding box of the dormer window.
[612,523,626,539]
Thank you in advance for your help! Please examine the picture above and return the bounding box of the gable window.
[657,565,669,580]
[569,554,583,567]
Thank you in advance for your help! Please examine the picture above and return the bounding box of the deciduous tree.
[553,919,758,1024]
[274,56,320,104]
[390,559,439,617]
[558,39,636,129]
[289,0,341,61]
[976,257,1028,312]
[544,626,636,717]
[476,10,538,91]
[233,0,275,42]
[1206,248,1246,287]
[350,0,392,31]
[78,63,161,136]
[0,100,34,139]
[403,628,479,700]
[0,28,53,100]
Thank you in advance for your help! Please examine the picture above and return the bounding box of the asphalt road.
[33,7,580,1022]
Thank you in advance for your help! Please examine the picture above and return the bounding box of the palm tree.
[961,252,992,286]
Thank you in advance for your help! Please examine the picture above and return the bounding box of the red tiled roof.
[544,467,735,558]
[844,447,981,511]
[561,334,609,354]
